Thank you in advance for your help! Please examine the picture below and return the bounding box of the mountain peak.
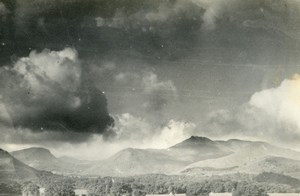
[170,136,215,149]
[180,136,214,145]
[187,136,212,142]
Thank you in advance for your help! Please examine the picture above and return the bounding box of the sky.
[1,0,300,160]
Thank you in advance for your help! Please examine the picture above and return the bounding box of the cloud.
[0,3,9,15]
[0,0,206,63]
[192,0,236,30]
[3,0,300,38]
[190,0,300,38]
[2,0,300,155]
[152,119,196,148]
[115,71,178,113]
[30,113,196,160]
[112,113,152,143]
[0,55,179,148]
[1,0,300,65]
[0,48,114,142]
[250,73,300,132]
[108,71,179,146]
[201,74,300,148]
[141,71,178,111]
[7,0,203,37]
[104,1,203,30]
[111,112,196,150]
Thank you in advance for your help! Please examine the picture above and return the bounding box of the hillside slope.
[241,156,300,178]
[182,142,300,177]
[81,148,188,176]
[0,148,39,181]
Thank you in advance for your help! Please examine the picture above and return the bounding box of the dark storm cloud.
[0,2,8,15]
[0,0,204,63]
[190,0,300,65]
[1,0,300,65]
[0,48,114,142]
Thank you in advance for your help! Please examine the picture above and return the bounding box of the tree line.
[2,172,299,196]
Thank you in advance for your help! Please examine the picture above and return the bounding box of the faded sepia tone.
[1,0,300,195]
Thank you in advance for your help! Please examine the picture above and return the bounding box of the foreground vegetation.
[1,172,300,196]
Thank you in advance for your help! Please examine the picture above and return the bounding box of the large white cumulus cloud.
[250,74,300,129]
[13,48,81,97]
[155,119,196,148]
[202,74,300,148]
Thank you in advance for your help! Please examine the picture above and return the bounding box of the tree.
[0,182,22,194]
[22,182,40,196]
[45,180,75,196]
[233,181,268,196]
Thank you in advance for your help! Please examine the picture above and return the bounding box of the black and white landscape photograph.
[1,0,300,195]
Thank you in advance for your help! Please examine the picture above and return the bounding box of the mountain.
[81,136,300,177]
[181,141,300,178]
[11,147,93,175]
[81,148,188,176]
[0,148,39,181]
[82,136,232,176]
[12,137,300,178]
[167,136,232,162]
[12,147,56,163]
[171,136,216,149]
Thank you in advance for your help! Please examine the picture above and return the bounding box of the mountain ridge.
[8,136,300,178]
[182,141,300,178]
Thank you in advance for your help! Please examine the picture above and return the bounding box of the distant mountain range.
[3,136,300,178]
[82,136,233,176]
